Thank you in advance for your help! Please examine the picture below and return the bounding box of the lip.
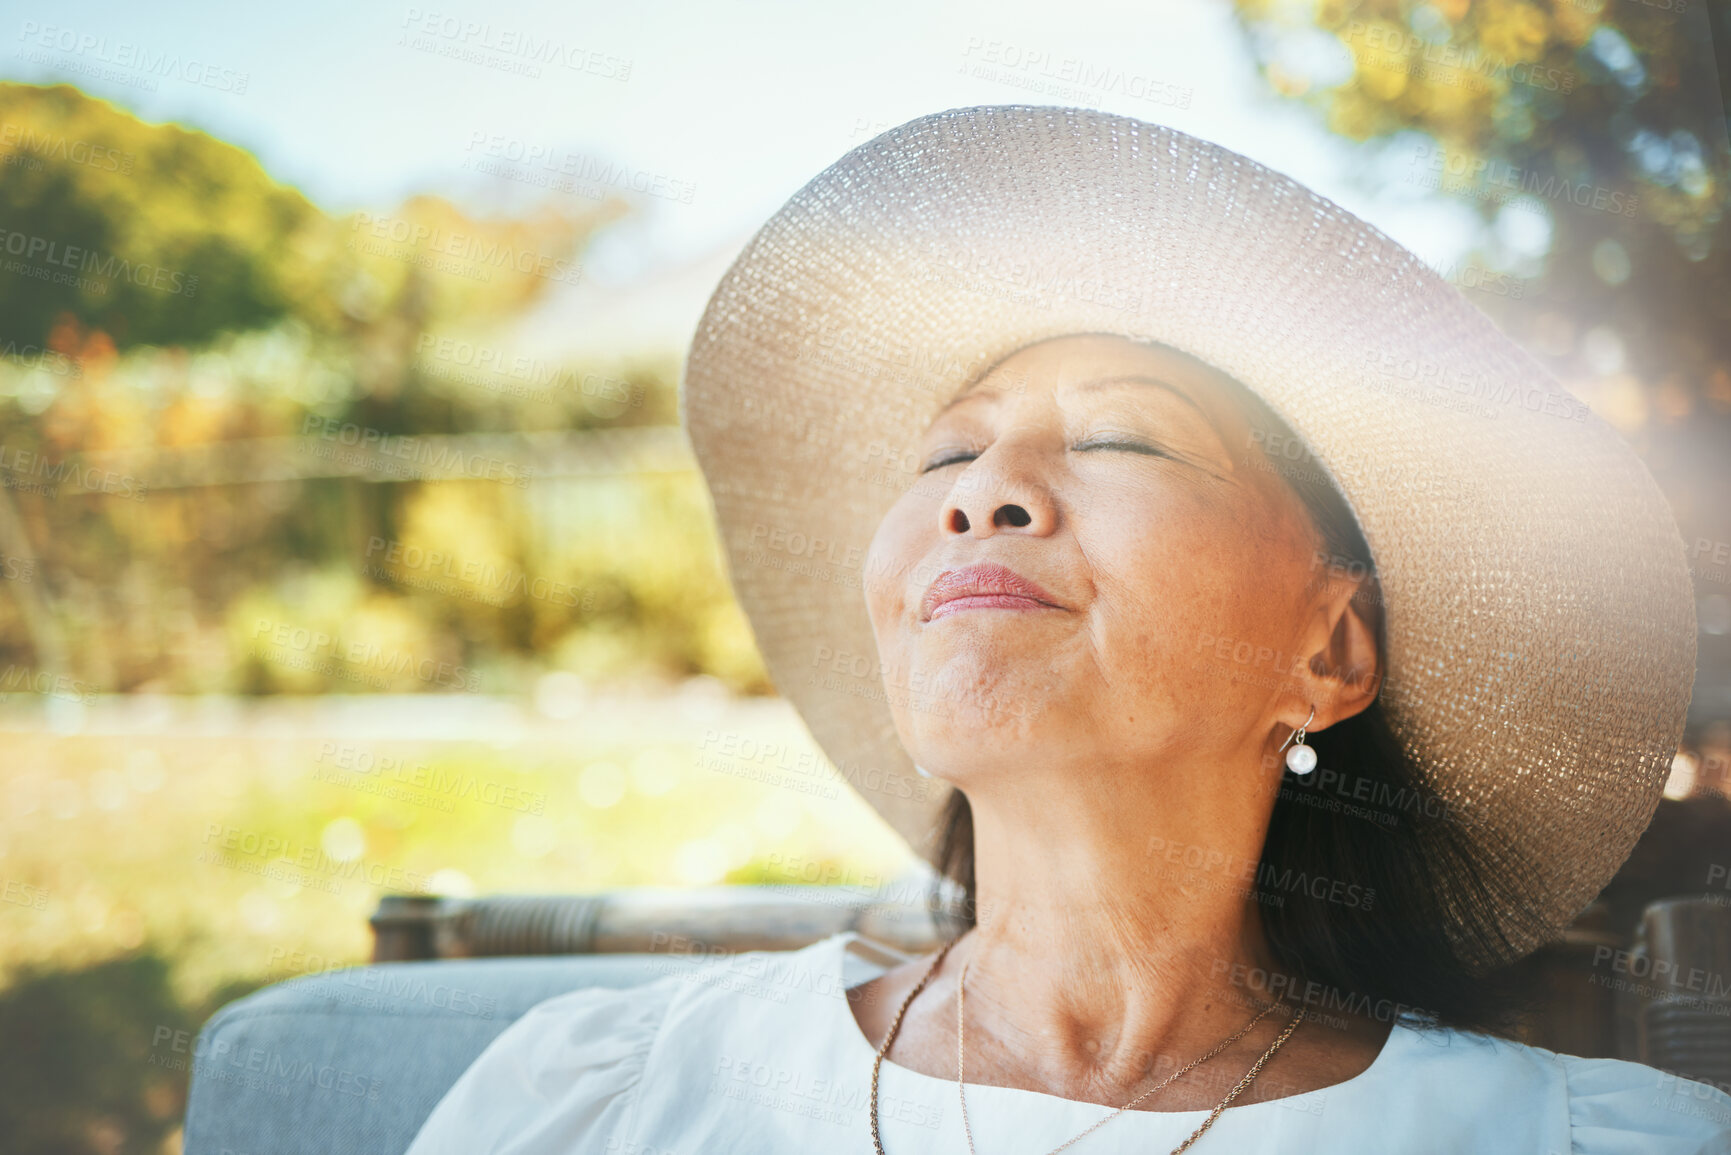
[920,563,1066,622]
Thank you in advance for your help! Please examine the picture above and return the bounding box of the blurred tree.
[0,82,323,349]
[0,82,771,699]
[0,83,619,352]
[1232,0,1731,723]
[1232,0,1726,404]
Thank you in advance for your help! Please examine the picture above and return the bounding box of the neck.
[952,755,1283,1092]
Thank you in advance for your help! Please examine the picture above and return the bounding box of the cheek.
[1088,482,1242,594]
[862,495,930,633]
[1079,487,1307,677]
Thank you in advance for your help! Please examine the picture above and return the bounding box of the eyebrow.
[935,373,1215,425]
[933,384,1006,418]
[1071,374,1216,425]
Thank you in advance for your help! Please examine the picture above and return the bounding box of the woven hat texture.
[680,104,1697,963]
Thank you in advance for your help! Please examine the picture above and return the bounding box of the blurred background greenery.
[2,0,1729,1150]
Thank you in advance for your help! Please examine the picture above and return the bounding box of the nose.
[939,441,1059,538]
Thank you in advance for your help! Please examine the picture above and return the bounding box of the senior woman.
[405,107,1731,1153]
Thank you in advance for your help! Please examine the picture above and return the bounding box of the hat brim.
[680,104,1696,964]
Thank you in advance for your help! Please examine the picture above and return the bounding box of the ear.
[1286,565,1383,733]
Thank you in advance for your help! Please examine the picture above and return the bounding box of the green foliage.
[0,949,262,1155]
[0,83,326,349]
[0,78,781,1155]
[1230,1,1730,402]
[0,83,616,352]
[0,83,767,697]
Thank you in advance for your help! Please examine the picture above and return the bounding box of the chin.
[895,692,1053,777]
[912,650,1049,710]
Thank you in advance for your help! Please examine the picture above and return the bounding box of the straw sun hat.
[679,104,1697,963]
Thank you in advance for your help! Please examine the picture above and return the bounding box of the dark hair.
[927,340,1541,1037]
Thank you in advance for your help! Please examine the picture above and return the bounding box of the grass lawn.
[0,686,919,1153]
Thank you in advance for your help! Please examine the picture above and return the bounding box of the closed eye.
[920,450,978,473]
[1073,437,1177,460]
[920,439,1177,473]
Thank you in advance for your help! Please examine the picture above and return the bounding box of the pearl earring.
[1279,705,1318,776]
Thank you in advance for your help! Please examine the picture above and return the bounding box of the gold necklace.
[868,938,1308,1155]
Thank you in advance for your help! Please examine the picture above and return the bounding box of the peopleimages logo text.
[0,228,195,295]
[347,212,582,285]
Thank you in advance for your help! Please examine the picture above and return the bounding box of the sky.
[6,0,1486,290]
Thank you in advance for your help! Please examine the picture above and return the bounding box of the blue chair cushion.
[181,954,705,1155]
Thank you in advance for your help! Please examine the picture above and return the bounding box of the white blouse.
[405,930,1731,1154]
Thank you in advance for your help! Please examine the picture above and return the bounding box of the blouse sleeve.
[403,979,675,1155]
[1557,1052,1731,1155]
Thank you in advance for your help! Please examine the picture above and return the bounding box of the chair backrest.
[181,953,707,1155]
[369,883,955,961]
[1628,897,1731,1093]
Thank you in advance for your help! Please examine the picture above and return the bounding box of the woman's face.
[863,333,1333,790]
